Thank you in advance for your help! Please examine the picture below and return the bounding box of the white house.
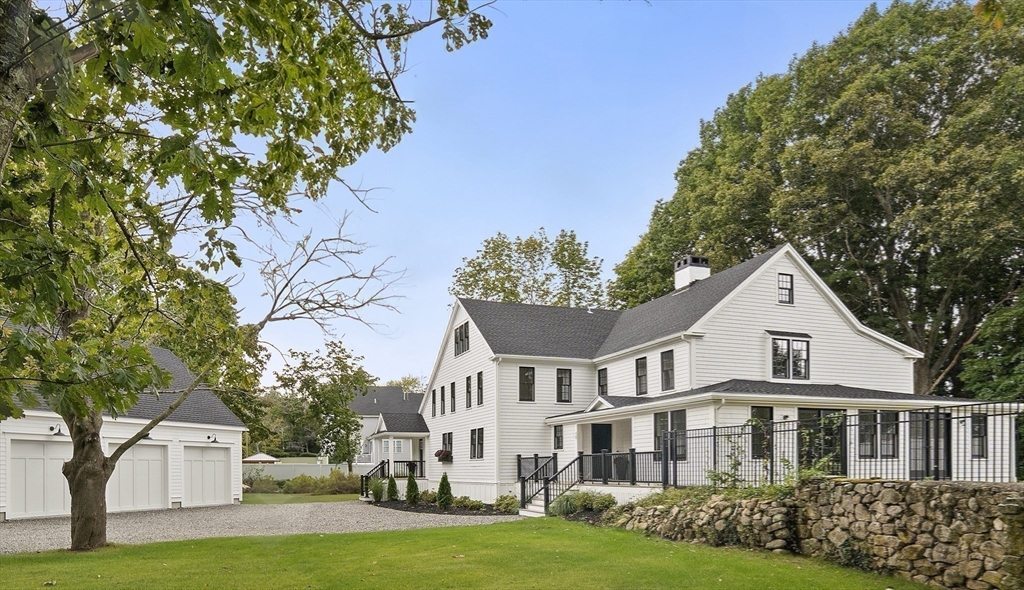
[350,386,427,477]
[0,346,245,521]
[416,244,1018,508]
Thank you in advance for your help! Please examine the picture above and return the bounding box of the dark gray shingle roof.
[591,380,970,409]
[593,246,785,357]
[19,346,245,428]
[379,413,429,434]
[349,386,424,415]
[459,299,622,359]
[457,246,785,360]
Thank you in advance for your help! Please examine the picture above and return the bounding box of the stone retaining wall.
[607,479,1023,589]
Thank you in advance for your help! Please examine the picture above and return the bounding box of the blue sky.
[236,0,890,385]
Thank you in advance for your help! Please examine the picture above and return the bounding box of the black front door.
[909,411,951,480]
[591,424,613,480]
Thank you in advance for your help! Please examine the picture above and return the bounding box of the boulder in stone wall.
[962,560,984,579]
[932,543,961,564]
[800,538,821,555]
[912,559,941,577]
[934,524,953,542]
[879,488,902,505]
[766,539,787,550]
[978,540,1005,561]
[900,544,926,560]
[827,528,850,548]
[855,504,872,522]
[980,571,1005,587]
[943,568,966,588]
[1003,555,1024,576]
[917,533,935,548]
[850,521,870,540]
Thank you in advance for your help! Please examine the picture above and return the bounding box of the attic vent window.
[454,321,470,356]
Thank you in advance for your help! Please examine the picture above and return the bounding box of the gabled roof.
[591,380,969,409]
[349,386,424,415]
[378,413,429,434]
[17,346,245,428]
[459,298,621,359]
[593,245,785,357]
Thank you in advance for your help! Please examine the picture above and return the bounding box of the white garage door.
[9,440,73,519]
[183,446,231,507]
[107,444,166,512]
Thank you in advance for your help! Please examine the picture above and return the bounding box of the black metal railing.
[516,400,1022,501]
[391,460,426,479]
[519,454,558,508]
[517,454,555,480]
[360,460,389,497]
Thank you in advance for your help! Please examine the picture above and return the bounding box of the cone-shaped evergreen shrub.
[386,475,399,501]
[406,472,420,506]
[437,472,453,511]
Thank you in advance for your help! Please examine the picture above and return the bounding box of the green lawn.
[0,519,922,589]
[240,493,360,504]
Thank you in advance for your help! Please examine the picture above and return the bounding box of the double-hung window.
[519,367,535,401]
[880,412,898,459]
[778,273,794,304]
[653,412,669,451]
[394,440,403,454]
[972,414,987,459]
[466,376,472,409]
[670,409,686,461]
[383,440,389,453]
[477,371,484,405]
[454,321,470,356]
[661,350,675,391]
[858,410,899,459]
[432,389,436,417]
[470,428,484,459]
[597,368,608,396]
[635,357,648,396]
[450,382,456,413]
[440,386,446,415]
[771,337,810,379]
[556,369,572,403]
[553,425,563,450]
[442,432,453,455]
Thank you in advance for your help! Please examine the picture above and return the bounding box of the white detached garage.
[0,347,246,521]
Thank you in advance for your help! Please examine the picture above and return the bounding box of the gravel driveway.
[0,501,521,554]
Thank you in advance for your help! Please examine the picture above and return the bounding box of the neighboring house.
[418,244,1019,506]
[0,347,245,521]
[350,387,427,476]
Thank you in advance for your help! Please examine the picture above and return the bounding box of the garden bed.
[562,510,605,526]
[371,500,508,516]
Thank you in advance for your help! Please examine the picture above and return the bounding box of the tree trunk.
[0,0,33,178]
[62,410,115,551]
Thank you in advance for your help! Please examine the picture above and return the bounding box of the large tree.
[450,228,606,308]
[610,0,1024,396]
[0,0,491,550]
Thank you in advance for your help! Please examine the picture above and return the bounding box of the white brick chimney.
[674,255,711,289]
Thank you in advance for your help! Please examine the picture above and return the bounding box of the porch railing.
[519,454,557,508]
[360,460,389,497]
[392,460,426,479]
[517,454,555,481]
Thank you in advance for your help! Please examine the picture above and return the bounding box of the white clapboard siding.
[599,341,690,399]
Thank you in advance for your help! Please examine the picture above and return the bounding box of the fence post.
[520,477,526,508]
[516,454,522,480]
[578,451,584,483]
[553,452,558,477]
[767,421,775,485]
[840,413,849,477]
[712,425,718,474]
[629,448,637,486]
[533,453,539,480]
[602,450,609,485]
[932,405,941,479]
[661,431,669,489]
[543,477,551,513]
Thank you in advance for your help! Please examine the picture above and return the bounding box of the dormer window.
[772,336,810,379]
[454,321,470,356]
[777,273,794,304]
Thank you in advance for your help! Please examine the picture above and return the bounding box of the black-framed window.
[442,432,453,452]
[477,371,484,406]
[441,386,446,415]
[751,406,773,459]
[553,425,563,450]
[653,411,669,451]
[519,367,535,402]
[661,350,675,391]
[450,382,456,413]
[671,409,687,461]
[772,338,810,380]
[470,428,484,459]
[636,357,648,396]
[778,273,793,304]
[454,321,470,356]
[858,410,878,459]
[880,411,898,459]
[597,368,608,396]
[557,369,572,403]
[466,376,472,409]
[432,389,436,417]
[972,414,987,459]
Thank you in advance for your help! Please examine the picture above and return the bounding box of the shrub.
[249,476,280,494]
[283,474,320,494]
[369,477,385,502]
[575,491,616,512]
[453,496,485,510]
[320,469,361,495]
[419,490,438,504]
[493,494,521,514]
[386,476,399,501]
[406,473,420,506]
[242,466,265,487]
[548,493,580,516]
[437,473,453,511]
